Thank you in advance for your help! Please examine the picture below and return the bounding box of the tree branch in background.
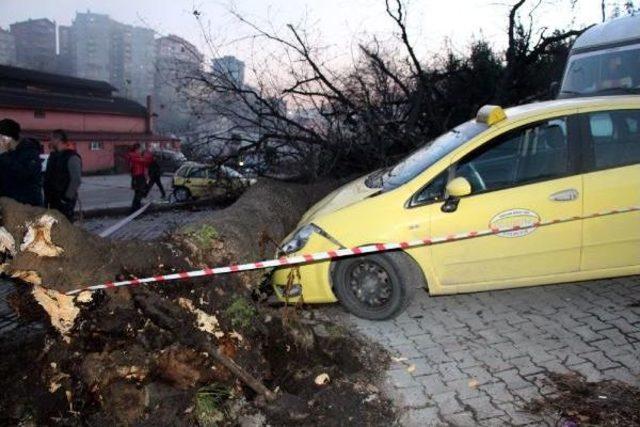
[169,0,590,182]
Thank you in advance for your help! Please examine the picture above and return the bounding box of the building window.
[34,109,46,119]
[90,141,104,151]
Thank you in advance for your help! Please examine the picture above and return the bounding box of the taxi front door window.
[454,118,570,194]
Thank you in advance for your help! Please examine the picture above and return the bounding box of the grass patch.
[224,297,257,330]
[195,384,231,426]
[327,323,349,338]
[183,224,219,247]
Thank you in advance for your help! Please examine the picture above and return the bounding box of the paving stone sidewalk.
[338,277,640,426]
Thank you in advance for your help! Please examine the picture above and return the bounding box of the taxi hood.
[300,174,380,224]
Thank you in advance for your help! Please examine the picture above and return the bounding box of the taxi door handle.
[549,189,579,202]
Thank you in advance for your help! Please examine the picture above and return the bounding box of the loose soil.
[526,372,640,426]
[0,178,398,426]
[0,277,397,426]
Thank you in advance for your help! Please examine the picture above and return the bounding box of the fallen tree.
[0,179,396,425]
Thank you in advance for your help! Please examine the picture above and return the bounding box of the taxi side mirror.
[441,177,471,213]
[446,177,471,198]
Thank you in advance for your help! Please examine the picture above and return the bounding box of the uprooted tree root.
[0,179,397,425]
[0,281,396,425]
[526,372,640,426]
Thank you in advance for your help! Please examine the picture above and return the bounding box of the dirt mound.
[526,372,640,426]
[0,178,397,425]
[173,179,337,270]
[0,197,188,294]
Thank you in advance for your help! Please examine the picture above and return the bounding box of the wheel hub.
[348,261,392,307]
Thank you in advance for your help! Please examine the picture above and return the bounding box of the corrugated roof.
[0,87,147,116]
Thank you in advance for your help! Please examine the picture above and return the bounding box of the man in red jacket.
[127,143,152,212]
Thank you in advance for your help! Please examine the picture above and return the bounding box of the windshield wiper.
[593,87,640,95]
[559,90,582,95]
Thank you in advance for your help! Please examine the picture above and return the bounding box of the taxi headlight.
[281,224,321,254]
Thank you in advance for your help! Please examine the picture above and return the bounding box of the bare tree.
[496,0,589,104]
[178,0,591,181]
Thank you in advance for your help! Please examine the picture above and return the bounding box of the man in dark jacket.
[146,155,166,198]
[44,129,82,221]
[0,119,43,206]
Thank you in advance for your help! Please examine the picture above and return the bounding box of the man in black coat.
[146,155,166,199]
[44,129,82,221]
[0,119,43,207]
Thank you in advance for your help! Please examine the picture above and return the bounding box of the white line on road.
[98,202,152,238]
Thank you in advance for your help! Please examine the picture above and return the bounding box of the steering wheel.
[458,163,486,192]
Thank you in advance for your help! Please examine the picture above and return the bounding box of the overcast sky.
[0,0,616,70]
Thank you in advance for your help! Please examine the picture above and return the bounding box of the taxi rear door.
[579,108,640,271]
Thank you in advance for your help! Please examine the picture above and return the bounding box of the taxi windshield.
[370,120,488,191]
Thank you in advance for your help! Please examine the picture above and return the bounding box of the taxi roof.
[495,95,640,126]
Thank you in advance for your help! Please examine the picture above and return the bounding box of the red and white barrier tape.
[65,205,640,296]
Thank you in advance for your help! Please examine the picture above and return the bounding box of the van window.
[586,110,640,170]
[561,44,640,96]
[454,118,570,194]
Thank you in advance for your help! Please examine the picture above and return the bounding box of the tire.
[331,251,424,320]
[173,187,191,203]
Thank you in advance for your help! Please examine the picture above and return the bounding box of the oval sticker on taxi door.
[489,209,540,238]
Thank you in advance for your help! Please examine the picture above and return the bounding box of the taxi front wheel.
[332,251,422,320]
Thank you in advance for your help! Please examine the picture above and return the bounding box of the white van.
[559,14,640,98]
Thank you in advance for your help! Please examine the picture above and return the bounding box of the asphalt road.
[78,174,173,212]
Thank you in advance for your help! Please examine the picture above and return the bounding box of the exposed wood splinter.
[20,215,64,257]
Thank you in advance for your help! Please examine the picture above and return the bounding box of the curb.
[80,198,227,219]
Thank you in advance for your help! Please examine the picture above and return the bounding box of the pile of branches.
[173,0,588,180]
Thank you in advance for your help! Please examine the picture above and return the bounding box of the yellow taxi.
[173,162,256,202]
[271,96,640,319]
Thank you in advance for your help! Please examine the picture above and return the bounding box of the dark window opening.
[586,109,640,171]
[454,117,569,194]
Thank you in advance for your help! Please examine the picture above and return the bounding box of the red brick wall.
[75,141,115,172]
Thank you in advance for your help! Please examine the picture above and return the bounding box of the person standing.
[0,118,43,206]
[127,143,152,212]
[44,129,82,222]
[146,155,166,199]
